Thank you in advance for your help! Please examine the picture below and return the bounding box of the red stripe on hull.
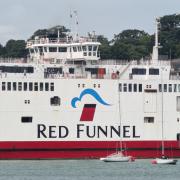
[0,141,180,159]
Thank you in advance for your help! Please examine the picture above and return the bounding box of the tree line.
[0,14,180,60]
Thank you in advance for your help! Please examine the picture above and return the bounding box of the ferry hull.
[0,141,180,159]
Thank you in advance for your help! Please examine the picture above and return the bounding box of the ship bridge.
[26,36,100,63]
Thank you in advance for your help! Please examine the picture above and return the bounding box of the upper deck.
[0,58,177,82]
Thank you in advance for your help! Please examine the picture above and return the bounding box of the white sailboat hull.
[100,152,134,162]
[152,158,178,165]
[100,156,132,162]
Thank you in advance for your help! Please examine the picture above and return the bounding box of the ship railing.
[27,37,98,46]
[44,73,121,80]
[0,58,27,63]
[95,59,171,66]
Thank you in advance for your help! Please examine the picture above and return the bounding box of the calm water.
[0,159,179,180]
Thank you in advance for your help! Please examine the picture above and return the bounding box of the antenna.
[73,10,79,40]
[69,10,73,33]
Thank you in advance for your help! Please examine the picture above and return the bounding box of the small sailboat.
[100,151,134,162]
[100,80,135,162]
[151,156,177,165]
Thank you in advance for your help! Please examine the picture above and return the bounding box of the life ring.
[111,73,117,79]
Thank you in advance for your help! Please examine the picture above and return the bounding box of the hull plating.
[0,141,180,159]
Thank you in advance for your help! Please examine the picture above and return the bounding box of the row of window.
[0,66,34,73]
[159,84,180,92]
[30,45,98,53]
[132,68,159,75]
[85,68,106,75]
[0,82,54,91]
[119,83,180,93]
[119,83,143,92]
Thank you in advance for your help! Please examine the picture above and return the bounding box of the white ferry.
[0,19,180,159]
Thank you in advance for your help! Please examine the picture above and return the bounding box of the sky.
[0,0,180,45]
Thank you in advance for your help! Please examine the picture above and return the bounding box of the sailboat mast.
[118,83,123,151]
[161,68,165,156]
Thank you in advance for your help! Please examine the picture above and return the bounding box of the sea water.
[0,159,179,180]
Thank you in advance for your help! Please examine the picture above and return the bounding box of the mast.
[118,82,123,152]
[74,10,79,41]
[152,18,161,64]
[161,68,165,156]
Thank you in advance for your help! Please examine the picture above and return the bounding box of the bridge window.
[49,47,57,52]
[73,47,77,52]
[77,46,82,51]
[88,46,92,51]
[93,46,97,51]
[38,47,43,53]
[58,47,67,52]
[35,47,38,53]
[132,68,146,75]
[30,49,34,53]
[82,46,87,51]
[149,68,159,75]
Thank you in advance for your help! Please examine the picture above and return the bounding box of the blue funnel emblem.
[71,88,110,108]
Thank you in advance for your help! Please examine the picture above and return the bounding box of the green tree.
[159,14,180,59]
[111,29,152,60]
[30,25,70,39]
[0,44,6,57]
[5,40,27,58]
[97,35,111,59]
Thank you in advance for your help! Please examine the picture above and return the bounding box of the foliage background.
[0,14,180,60]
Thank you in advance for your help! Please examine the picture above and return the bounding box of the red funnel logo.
[80,104,96,121]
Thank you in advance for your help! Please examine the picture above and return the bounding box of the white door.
[144,92,157,113]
